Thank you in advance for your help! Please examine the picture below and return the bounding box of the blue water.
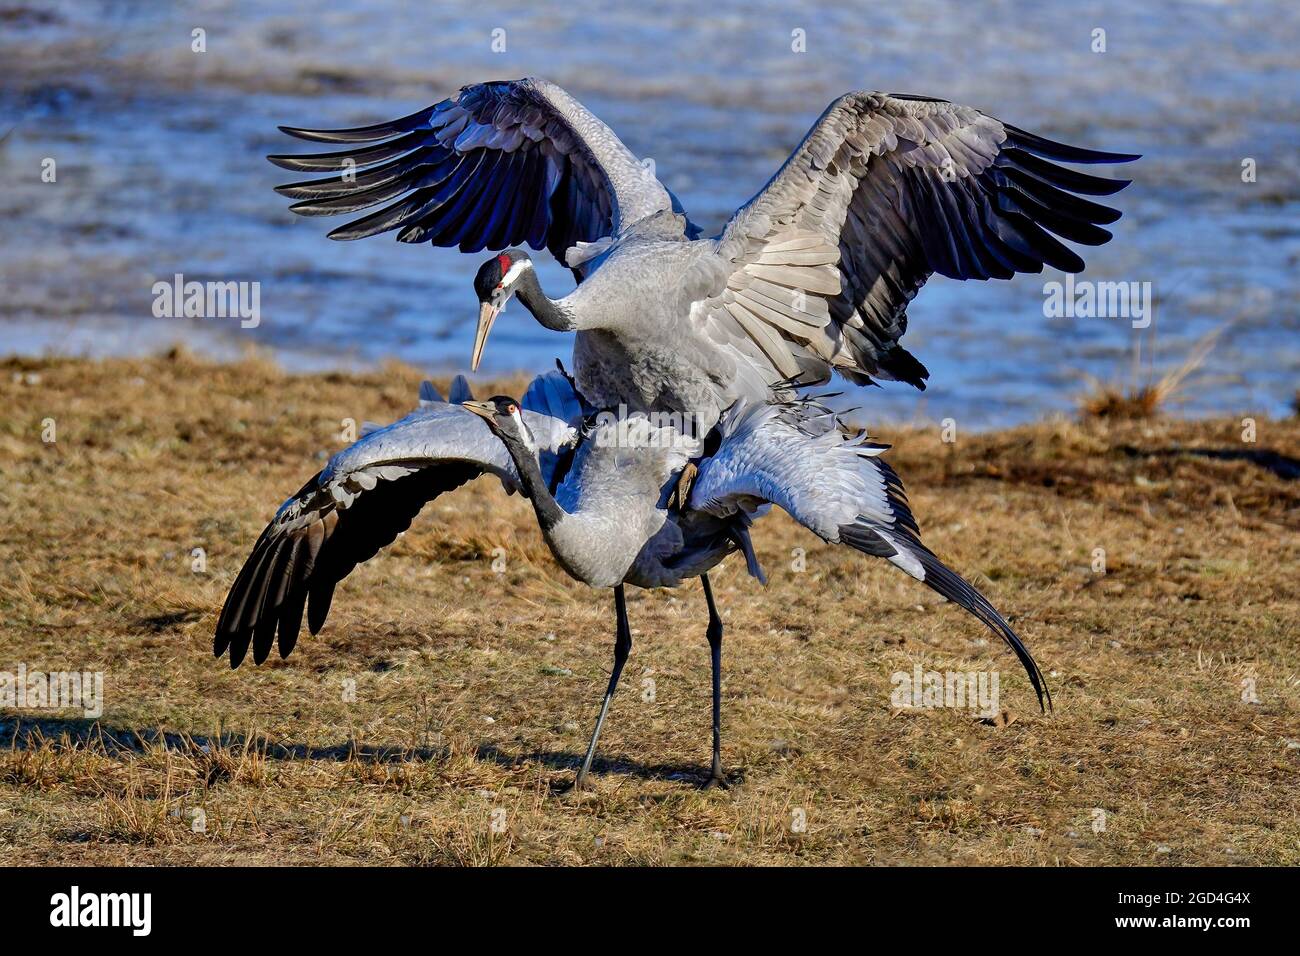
[2,0,1297,426]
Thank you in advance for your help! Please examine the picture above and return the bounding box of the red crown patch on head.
[496,253,512,275]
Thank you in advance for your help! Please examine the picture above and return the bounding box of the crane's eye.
[507,404,519,415]
[494,284,503,293]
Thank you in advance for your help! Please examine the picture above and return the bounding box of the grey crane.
[270,77,1137,432]
[214,369,741,786]
[216,370,1048,789]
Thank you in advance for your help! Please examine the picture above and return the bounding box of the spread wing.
[696,91,1138,388]
[691,399,1050,709]
[214,373,580,668]
[269,77,694,271]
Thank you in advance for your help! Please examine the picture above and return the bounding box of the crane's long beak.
[461,399,495,422]
[471,302,500,373]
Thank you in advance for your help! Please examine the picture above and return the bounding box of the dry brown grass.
[1078,326,1223,420]
[1,352,1297,865]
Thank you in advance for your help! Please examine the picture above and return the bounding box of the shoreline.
[3,344,1288,433]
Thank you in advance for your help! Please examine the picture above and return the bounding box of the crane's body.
[539,411,707,588]
[217,370,1049,787]
[272,78,1137,435]
[560,234,764,430]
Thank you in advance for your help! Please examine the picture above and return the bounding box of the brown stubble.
[0,351,1296,865]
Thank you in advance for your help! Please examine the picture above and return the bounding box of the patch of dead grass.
[1,353,1296,865]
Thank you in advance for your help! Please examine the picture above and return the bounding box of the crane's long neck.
[515,268,578,332]
[497,424,655,590]
[498,430,567,532]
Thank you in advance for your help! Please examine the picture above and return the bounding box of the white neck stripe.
[502,258,532,286]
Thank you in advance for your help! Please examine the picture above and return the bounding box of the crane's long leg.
[574,584,632,790]
[702,573,726,788]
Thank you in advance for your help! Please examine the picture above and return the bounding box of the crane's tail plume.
[840,518,1051,712]
[834,454,1051,711]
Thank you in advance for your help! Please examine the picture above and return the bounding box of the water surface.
[2,0,1297,426]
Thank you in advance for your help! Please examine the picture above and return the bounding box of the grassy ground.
[1,350,1297,865]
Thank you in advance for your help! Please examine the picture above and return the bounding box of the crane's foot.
[671,461,698,512]
[702,757,728,790]
[559,772,596,801]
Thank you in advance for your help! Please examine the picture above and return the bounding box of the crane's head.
[471,250,533,372]
[461,395,536,454]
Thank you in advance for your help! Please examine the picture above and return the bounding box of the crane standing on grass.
[216,373,1048,789]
